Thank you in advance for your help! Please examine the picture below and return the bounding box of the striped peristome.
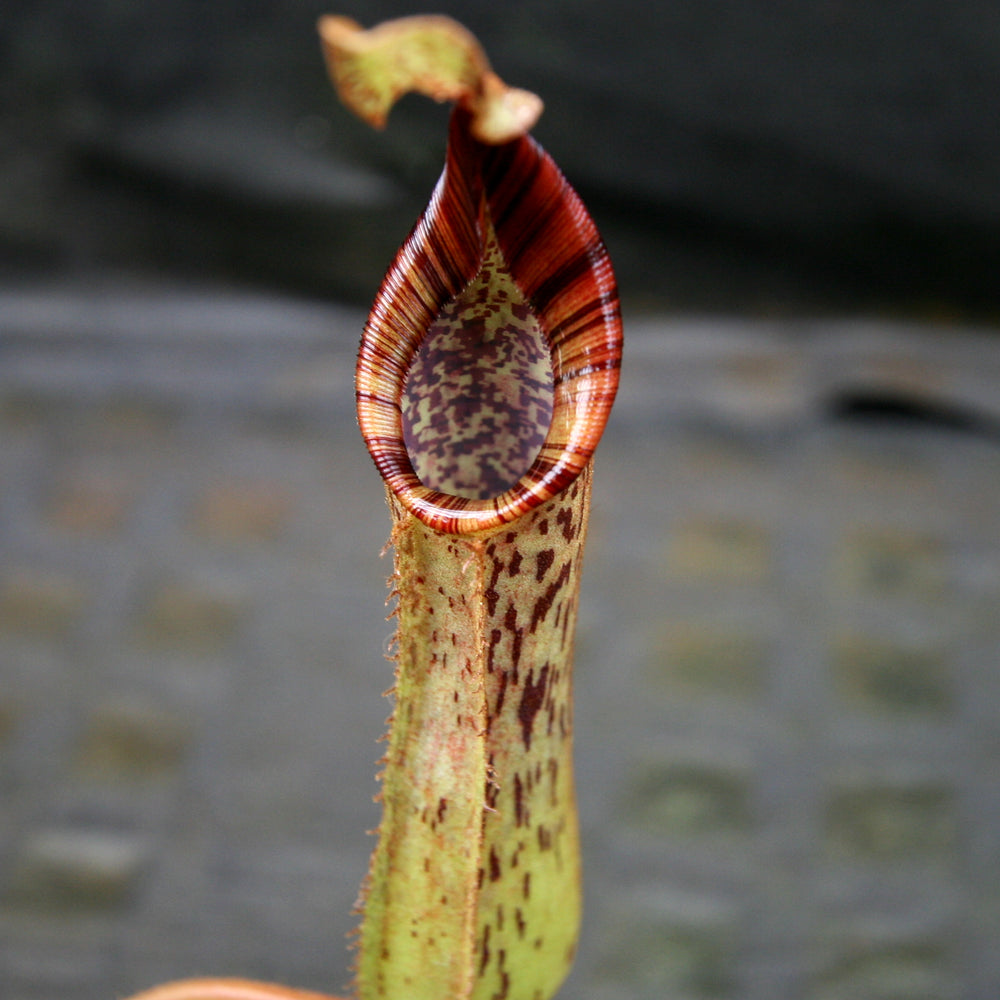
[356,108,621,536]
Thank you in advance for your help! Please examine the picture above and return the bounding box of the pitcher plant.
[125,14,622,1000]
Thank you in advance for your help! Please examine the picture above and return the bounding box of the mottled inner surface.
[401,224,554,500]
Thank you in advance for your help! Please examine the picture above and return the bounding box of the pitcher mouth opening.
[400,217,555,504]
[355,109,621,536]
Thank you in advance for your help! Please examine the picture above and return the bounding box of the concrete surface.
[1,282,999,999]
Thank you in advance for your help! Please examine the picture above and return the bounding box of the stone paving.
[1,282,999,1000]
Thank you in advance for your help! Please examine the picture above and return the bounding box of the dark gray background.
[3,0,1000,315]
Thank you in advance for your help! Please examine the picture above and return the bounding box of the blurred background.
[2,2,1000,999]
[4,0,1000,315]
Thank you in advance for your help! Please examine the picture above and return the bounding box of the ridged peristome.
[356,107,621,535]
